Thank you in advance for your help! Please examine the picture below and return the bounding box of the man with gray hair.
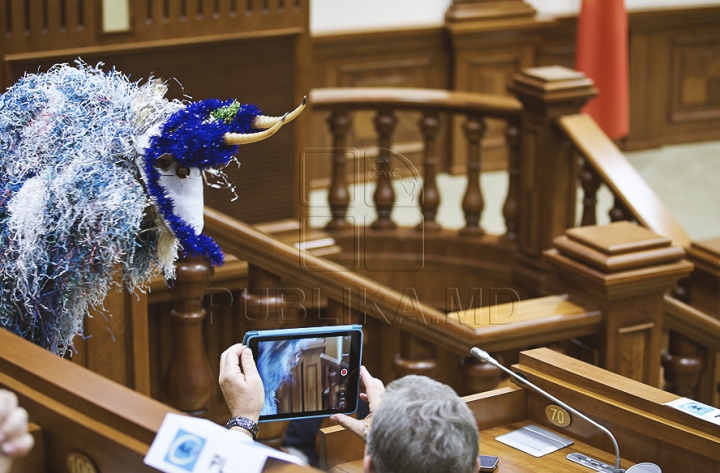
[331,367,480,473]
[219,345,480,472]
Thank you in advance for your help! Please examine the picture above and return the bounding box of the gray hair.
[367,375,479,473]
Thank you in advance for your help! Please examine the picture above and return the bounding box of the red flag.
[575,0,629,140]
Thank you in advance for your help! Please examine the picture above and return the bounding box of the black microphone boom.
[470,347,661,473]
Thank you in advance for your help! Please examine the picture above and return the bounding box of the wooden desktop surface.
[330,420,634,473]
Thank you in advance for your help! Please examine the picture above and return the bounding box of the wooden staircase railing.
[558,113,691,247]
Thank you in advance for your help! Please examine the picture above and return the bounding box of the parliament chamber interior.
[1,0,719,471]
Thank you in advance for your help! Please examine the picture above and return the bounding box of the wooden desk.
[0,329,322,472]
[320,348,720,473]
[329,419,633,473]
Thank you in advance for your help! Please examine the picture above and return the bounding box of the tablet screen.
[246,328,362,422]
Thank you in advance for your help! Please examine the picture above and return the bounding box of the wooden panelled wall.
[0,0,310,224]
[306,4,720,189]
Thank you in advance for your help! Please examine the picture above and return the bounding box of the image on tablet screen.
[256,335,353,416]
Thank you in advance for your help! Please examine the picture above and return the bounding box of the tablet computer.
[242,325,363,422]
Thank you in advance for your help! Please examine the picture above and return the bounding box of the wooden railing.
[118,66,707,428]
[0,325,322,471]
[58,65,719,453]
[559,110,720,406]
[310,87,522,237]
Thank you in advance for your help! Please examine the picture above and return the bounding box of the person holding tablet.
[219,343,265,443]
[219,343,480,473]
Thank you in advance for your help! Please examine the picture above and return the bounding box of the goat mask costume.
[0,62,304,355]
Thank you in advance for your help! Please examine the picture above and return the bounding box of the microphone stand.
[470,347,624,473]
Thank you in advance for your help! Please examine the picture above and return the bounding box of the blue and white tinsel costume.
[0,62,303,355]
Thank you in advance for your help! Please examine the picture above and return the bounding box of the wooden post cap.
[552,221,685,273]
[544,222,693,297]
[445,0,536,23]
[508,66,598,108]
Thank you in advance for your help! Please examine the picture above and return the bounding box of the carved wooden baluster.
[417,111,442,232]
[460,115,486,235]
[326,111,353,231]
[460,355,503,396]
[502,121,520,241]
[662,285,704,399]
[164,257,214,415]
[371,109,398,230]
[609,195,630,222]
[580,159,601,226]
[662,331,704,399]
[392,332,437,379]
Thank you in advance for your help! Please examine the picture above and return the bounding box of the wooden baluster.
[392,332,437,379]
[502,121,520,241]
[609,195,630,222]
[163,257,214,415]
[460,355,502,396]
[371,110,398,230]
[326,111,353,231]
[662,331,704,399]
[417,111,441,232]
[460,115,486,236]
[580,159,601,226]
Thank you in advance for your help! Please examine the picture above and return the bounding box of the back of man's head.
[366,375,479,473]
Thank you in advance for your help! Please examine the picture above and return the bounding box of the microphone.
[470,347,661,473]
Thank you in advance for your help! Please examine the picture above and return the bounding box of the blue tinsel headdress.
[0,61,304,354]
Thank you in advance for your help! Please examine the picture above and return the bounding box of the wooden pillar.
[508,66,597,294]
[544,222,693,387]
[164,257,214,415]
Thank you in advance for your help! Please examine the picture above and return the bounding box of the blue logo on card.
[678,402,714,416]
[164,429,206,471]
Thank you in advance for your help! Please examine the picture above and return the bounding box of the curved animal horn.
[251,96,307,129]
[224,113,287,145]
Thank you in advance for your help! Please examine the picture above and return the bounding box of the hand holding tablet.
[241,325,363,422]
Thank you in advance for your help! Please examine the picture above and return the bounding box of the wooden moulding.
[686,237,720,278]
[445,0,537,24]
[545,222,693,299]
[555,221,685,273]
[508,66,598,109]
[517,348,720,465]
[545,222,694,385]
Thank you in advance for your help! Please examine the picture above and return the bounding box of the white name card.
[144,413,304,473]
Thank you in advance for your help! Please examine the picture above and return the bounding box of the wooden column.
[508,66,597,294]
[544,222,693,387]
[164,257,214,414]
